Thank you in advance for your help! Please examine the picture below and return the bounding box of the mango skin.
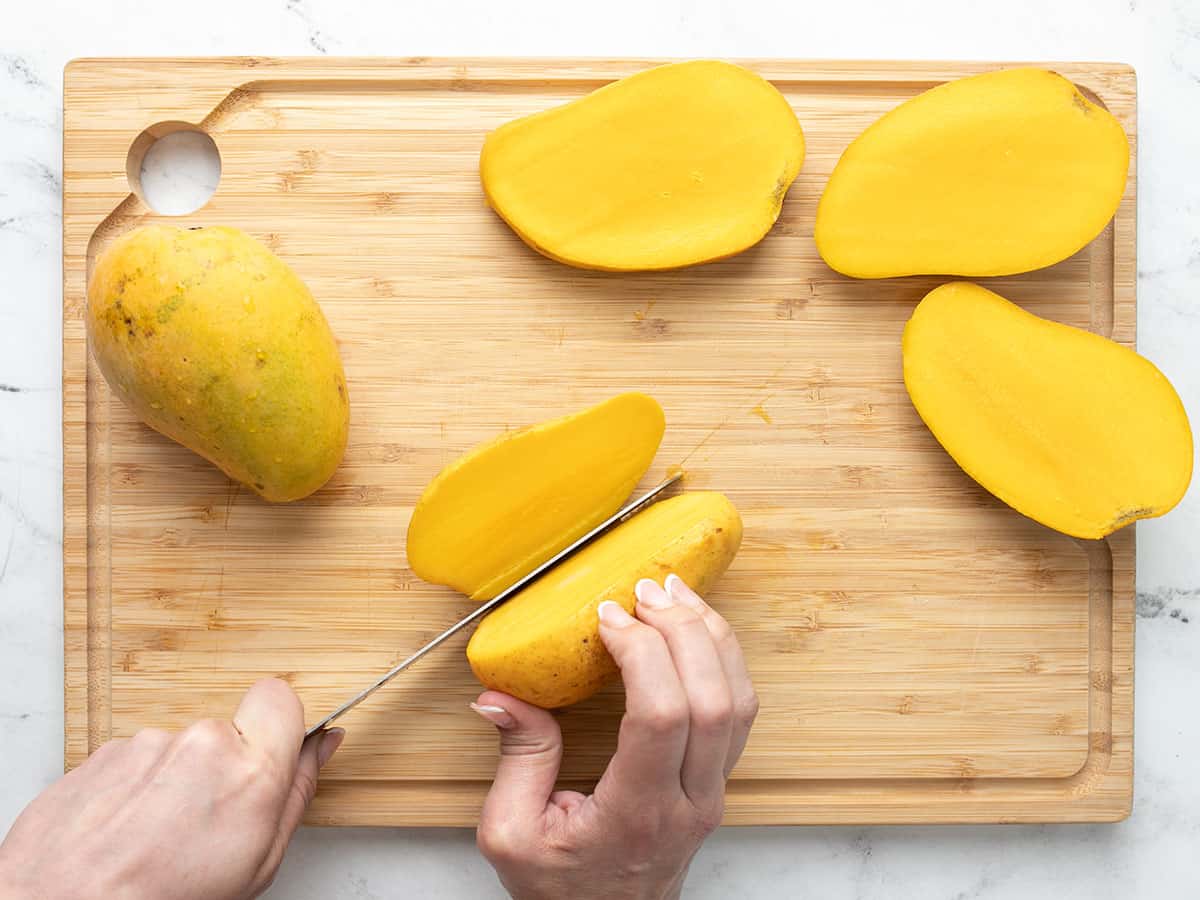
[407,392,665,601]
[481,60,805,271]
[815,68,1130,278]
[87,225,349,502]
[903,282,1192,539]
[467,492,743,708]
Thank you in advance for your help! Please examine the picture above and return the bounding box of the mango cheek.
[481,60,805,272]
[903,282,1192,539]
[406,392,665,600]
[815,67,1129,278]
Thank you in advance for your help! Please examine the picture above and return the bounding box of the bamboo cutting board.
[63,58,1136,825]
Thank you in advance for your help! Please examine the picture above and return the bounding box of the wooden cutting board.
[63,58,1136,825]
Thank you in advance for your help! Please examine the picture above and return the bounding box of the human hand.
[0,678,343,900]
[472,573,758,900]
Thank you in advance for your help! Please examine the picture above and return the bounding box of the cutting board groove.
[64,58,1135,825]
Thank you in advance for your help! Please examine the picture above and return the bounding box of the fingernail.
[470,702,515,729]
[598,599,636,627]
[665,573,704,610]
[634,578,673,610]
[317,727,345,768]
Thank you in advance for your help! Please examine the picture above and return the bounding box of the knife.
[305,472,683,737]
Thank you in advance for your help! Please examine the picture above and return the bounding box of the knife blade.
[305,472,683,737]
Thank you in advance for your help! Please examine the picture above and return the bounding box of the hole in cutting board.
[126,123,221,215]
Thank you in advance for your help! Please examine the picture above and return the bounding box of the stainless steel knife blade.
[305,472,682,737]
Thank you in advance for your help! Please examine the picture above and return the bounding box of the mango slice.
[815,68,1130,278]
[406,393,665,600]
[467,491,742,708]
[480,60,805,271]
[903,282,1192,539]
[87,225,349,502]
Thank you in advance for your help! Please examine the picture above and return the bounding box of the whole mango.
[87,225,349,501]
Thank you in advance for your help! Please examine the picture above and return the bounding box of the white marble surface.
[2,1,1198,896]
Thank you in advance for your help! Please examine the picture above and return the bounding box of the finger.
[593,599,689,808]
[232,677,306,777]
[635,578,733,806]
[276,727,344,846]
[665,573,758,777]
[474,690,563,832]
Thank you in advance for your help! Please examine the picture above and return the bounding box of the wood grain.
[63,58,1136,825]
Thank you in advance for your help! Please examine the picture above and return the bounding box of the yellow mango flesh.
[481,60,805,271]
[903,282,1192,539]
[407,393,665,600]
[816,68,1130,278]
[87,225,349,502]
[467,491,742,708]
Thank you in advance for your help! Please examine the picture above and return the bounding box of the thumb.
[275,727,345,846]
[474,690,563,826]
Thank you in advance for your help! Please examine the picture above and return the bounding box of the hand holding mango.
[474,574,758,899]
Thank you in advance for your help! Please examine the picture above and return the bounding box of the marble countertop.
[2,1,1198,896]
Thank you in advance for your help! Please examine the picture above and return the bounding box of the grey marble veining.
[285,0,336,54]
[1,1,1197,897]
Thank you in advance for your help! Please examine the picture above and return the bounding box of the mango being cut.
[87,225,349,502]
[467,491,742,708]
[406,393,665,600]
[816,68,1130,278]
[481,60,805,271]
[903,282,1192,539]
